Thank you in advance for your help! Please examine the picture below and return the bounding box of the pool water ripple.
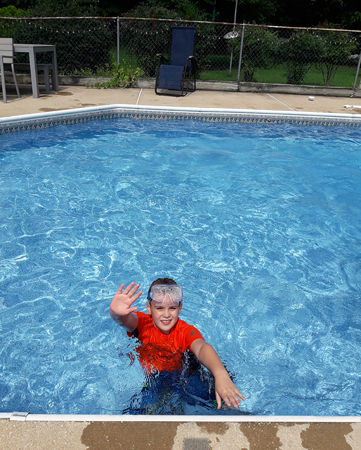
[1,118,361,415]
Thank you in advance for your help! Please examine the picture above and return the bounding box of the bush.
[281,32,324,84]
[122,4,181,77]
[230,26,279,82]
[315,26,357,85]
[13,18,115,74]
[92,60,144,88]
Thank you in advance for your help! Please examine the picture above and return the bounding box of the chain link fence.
[1,16,361,90]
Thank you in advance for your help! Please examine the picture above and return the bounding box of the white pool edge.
[1,103,361,124]
[0,412,360,422]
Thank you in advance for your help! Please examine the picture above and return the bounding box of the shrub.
[92,60,144,88]
[230,26,279,82]
[121,5,181,77]
[282,32,324,84]
[13,18,115,74]
[315,26,357,85]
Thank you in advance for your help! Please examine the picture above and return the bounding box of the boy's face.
[146,301,182,335]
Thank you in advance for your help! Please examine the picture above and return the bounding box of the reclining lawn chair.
[155,26,196,96]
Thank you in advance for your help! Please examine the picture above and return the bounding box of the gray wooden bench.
[13,63,54,93]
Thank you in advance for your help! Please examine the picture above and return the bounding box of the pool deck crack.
[267,93,295,110]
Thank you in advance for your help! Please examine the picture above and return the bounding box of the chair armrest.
[157,53,168,64]
[0,54,15,65]
[187,55,197,70]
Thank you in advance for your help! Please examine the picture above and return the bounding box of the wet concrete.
[1,420,361,449]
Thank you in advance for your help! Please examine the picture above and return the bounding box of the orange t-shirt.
[127,311,204,372]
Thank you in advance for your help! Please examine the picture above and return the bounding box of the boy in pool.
[110,277,245,410]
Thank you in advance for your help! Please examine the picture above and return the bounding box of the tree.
[0,5,27,37]
[13,0,112,74]
[0,0,30,9]
[121,1,211,76]
[28,0,98,16]
[1,0,361,29]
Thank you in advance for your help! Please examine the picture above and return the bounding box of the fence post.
[352,51,361,94]
[237,24,245,90]
[228,0,239,76]
[117,17,120,65]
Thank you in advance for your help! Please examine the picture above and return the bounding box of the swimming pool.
[1,107,361,416]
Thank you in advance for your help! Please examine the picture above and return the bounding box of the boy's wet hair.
[147,277,178,304]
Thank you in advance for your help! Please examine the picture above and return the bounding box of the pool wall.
[1,104,361,134]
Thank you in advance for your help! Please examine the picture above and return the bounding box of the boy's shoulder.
[174,318,204,348]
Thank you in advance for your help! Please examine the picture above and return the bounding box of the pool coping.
[1,413,361,422]
[1,103,360,424]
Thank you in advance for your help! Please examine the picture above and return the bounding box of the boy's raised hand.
[110,282,142,316]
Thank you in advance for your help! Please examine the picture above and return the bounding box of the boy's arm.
[190,339,245,410]
[109,282,141,332]
[109,309,138,331]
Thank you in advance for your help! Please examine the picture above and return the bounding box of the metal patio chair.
[0,38,20,103]
[155,26,196,96]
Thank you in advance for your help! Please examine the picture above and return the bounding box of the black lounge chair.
[155,26,196,96]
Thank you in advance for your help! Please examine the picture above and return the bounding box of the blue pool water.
[1,117,361,416]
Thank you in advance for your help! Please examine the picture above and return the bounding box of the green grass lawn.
[71,45,360,90]
[199,64,360,88]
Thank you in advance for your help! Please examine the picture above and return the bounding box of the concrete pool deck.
[1,84,361,117]
[1,85,361,449]
[1,419,361,450]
